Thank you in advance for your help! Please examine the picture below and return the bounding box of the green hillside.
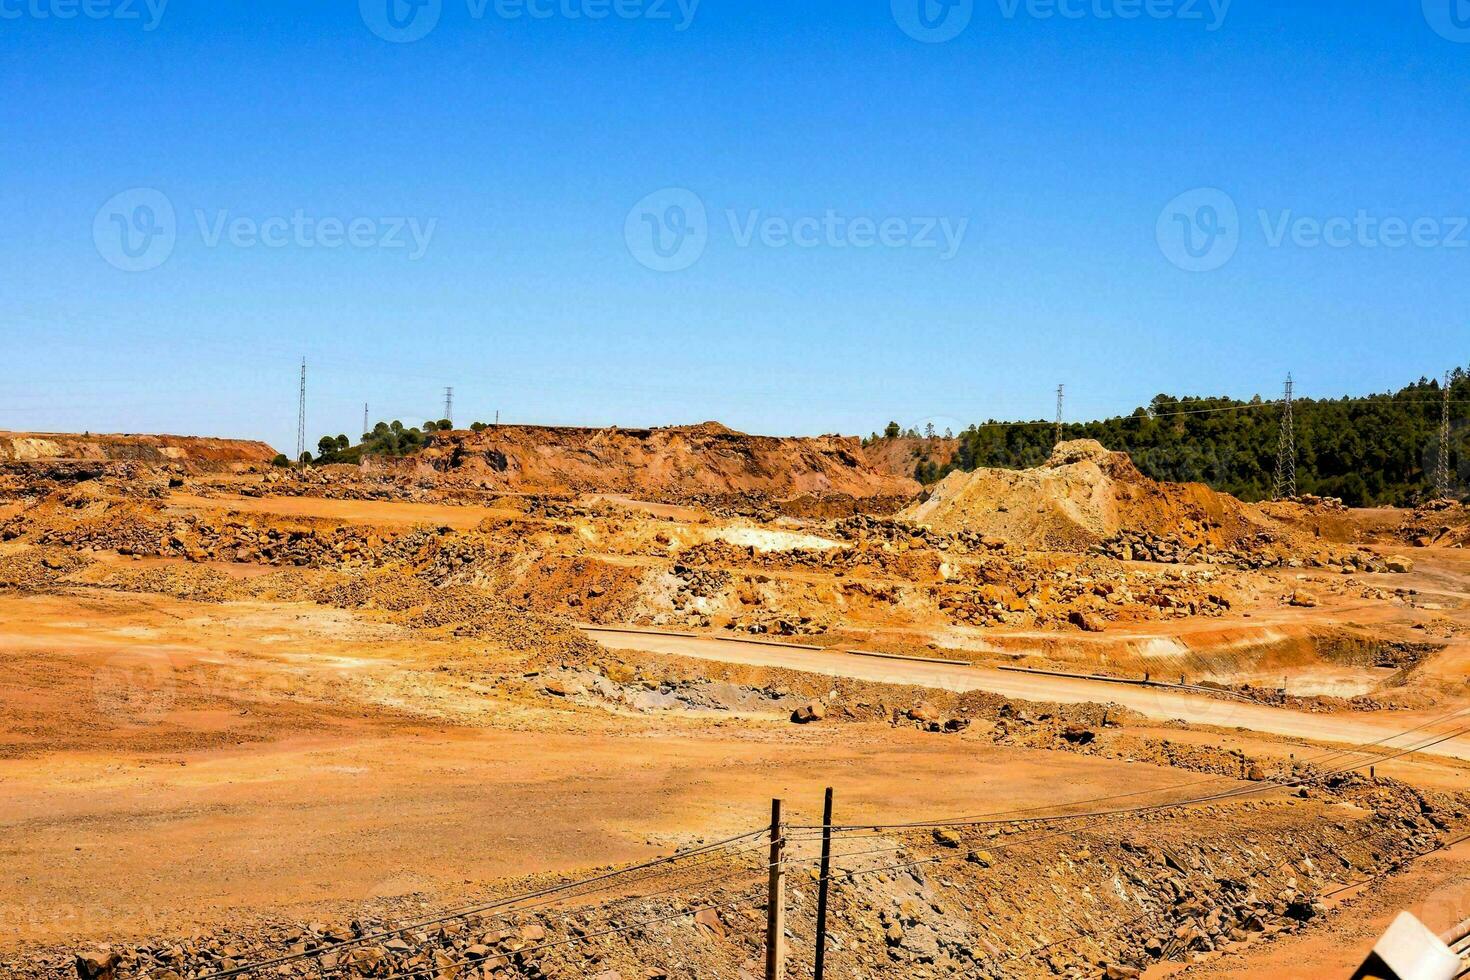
[883,369,1469,507]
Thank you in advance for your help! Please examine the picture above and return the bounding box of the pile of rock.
[1293,493,1346,510]
[1099,530,1413,576]
[1095,530,1299,569]
[832,515,1006,554]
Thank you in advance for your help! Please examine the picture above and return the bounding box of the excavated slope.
[413,422,917,497]
[0,431,276,472]
[862,435,960,479]
[902,438,1279,551]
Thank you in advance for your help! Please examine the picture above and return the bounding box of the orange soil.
[0,431,276,471]
[410,422,916,497]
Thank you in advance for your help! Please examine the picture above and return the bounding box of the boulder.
[1061,724,1096,745]
[933,828,962,848]
[74,951,121,980]
[791,701,827,724]
[1069,610,1107,632]
[908,701,940,723]
[544,677,586,698]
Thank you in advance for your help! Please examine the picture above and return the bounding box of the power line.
[370,893,769,980]
[1272,373,1296,501]
[792,704,1470,834]
[188,707,1470,980]
[195,828,769,980]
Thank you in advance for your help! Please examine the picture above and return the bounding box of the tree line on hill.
[872,368,1469,507]
[274,418,495,467]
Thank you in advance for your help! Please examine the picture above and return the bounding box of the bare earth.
[3,440,1469,979]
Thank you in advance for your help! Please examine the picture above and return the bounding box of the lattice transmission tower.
[1055,385,1065,446]
[296,359,307,461]
[1272,374,1296,501]
[443,387,454,427]
[1437,372,1452,500]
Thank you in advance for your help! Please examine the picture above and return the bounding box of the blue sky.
[2,0,1468,451]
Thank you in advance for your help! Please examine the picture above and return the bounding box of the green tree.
[902,367,1469,505]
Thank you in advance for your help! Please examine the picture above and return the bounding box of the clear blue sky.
[3,0,1468,452]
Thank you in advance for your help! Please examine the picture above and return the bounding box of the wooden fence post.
[814,788,835,980]
[765,798,786,980]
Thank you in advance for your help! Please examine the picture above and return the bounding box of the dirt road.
[585,628,1470,761]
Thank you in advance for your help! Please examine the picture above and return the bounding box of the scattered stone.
[693,908,725,939]
[932,827,962,848]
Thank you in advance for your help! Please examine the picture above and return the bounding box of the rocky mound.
[412,424,916,498]
[0,431,276,473]
[901,439,1281,552]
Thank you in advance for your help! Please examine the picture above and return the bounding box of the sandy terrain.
[0,590,1202,950]
[3,437,1468,978]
